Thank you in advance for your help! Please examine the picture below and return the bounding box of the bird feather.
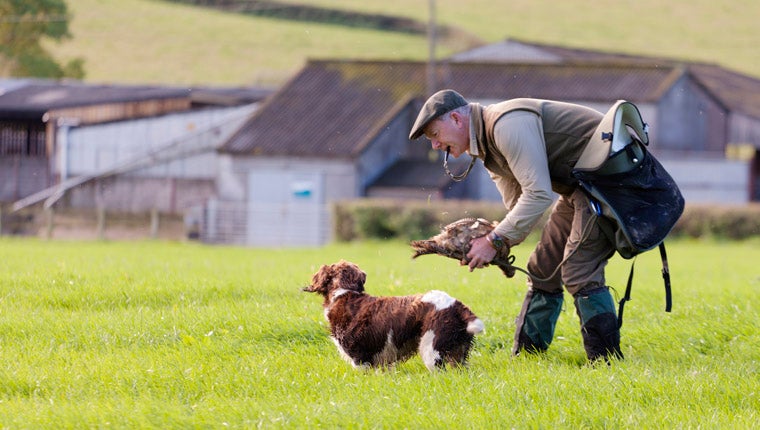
[410,217,516,278]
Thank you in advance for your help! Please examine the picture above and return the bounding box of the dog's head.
[303,259,367,297]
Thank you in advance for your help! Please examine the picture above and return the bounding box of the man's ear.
[450,111,464,128]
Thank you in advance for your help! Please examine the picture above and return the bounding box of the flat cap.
[409,89,468,140]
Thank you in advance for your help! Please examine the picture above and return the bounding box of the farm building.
[2,40,760,246]
[211,50,760,246]
[0,79,271,235]
[448,39,760,203]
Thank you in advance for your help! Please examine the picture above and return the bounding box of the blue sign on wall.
[291,181,313,199]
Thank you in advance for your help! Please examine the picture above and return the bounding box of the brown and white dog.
[303,260,484,371]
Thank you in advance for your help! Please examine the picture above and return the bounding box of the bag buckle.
[590,199,603,216]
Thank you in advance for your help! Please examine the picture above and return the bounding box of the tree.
[0,0,85,79]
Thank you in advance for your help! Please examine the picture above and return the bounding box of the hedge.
[332,199,760,242]
[333,199,531,242]
[676,204,760,240]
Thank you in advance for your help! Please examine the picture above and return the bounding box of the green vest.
[477,98,603,194]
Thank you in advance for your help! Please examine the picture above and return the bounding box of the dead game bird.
[410,217,516,278]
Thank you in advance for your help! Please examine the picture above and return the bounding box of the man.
[409,89,623,362]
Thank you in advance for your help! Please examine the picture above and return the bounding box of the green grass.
[0,237,758,428]
[49,0,760,86]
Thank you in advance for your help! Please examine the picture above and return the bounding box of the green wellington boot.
[512,288,564,355]
[574,287,624,362]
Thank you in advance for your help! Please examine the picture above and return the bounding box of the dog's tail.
[457,304,484,335]
[466,317,485,335]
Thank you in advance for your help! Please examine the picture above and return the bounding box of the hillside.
[48,0,760,86]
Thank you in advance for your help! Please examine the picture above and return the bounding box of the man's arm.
[491,110,555,244]
[467,110,554,271]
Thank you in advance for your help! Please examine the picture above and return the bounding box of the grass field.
[0,237,758,428]
[50,0,760,86]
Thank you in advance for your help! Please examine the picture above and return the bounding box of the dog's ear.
[303,264,332,295]
[335,261,366,293]
[356,267,366,290]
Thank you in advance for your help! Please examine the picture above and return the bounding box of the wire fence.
[197,199,331,247]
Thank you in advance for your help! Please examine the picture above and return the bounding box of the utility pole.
[426,0,436,96]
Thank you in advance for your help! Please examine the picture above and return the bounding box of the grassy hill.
[49,0,760,87]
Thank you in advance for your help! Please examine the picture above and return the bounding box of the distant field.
[50,0,760,86]
[0,237,758,427]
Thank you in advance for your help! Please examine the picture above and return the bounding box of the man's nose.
[430,140,442,150]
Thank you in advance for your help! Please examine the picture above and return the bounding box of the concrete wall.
[64,105,256,180]
[211,155,357,246]
[47,104,257,213]
[659,156,750,204]
[217,155,356,202]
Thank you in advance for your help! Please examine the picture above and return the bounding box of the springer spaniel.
[303,260,484,371]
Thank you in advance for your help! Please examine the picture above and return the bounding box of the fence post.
[97,206,105,240]
[150,208,159,239]
[45,207,54,239]
[206,199,217,242]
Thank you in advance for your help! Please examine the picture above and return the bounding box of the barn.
[3,41,759,246]
[0,79,271,236]
[209,54,760,246]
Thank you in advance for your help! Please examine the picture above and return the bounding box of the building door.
[247,169,325,246]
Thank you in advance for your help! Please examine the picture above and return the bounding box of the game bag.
[573,100,685,326]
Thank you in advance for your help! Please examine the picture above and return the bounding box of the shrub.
[352,204,396,240]
[334,200,760,242]
[333,199,516,242]
[393,206,440,240]
[673,204,760,239]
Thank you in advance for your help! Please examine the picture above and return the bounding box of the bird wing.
[410,217,516,278]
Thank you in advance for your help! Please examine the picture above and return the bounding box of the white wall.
[63,104,256,180]
[659,156,750,204]
[209,155,357,246]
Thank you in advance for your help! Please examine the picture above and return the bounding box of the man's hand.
[464,235,497,272]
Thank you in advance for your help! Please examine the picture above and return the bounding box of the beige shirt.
[468,99,602,245]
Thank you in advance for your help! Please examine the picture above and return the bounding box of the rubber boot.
[512,288,564,355]
[574,287,624,362]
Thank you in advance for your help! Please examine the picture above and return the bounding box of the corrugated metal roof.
[0,80,273,121]
[221,59,683,156]
[0,81,191,120]
[689,64,760,119]
[449,39,760,119]
[449,40,564,63]
[450,38,688,66]
[504,39,679,65]
[443,62,678,102]
[223,61,427,158]
[190,86,274,107]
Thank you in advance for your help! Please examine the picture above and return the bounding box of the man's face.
[423,112,468,158]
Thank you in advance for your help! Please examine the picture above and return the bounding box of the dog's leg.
[372,330,402,367]
[421,305,483,370]
[419,330,443,371]
[442,337,475,368]
[331,337,366,369]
